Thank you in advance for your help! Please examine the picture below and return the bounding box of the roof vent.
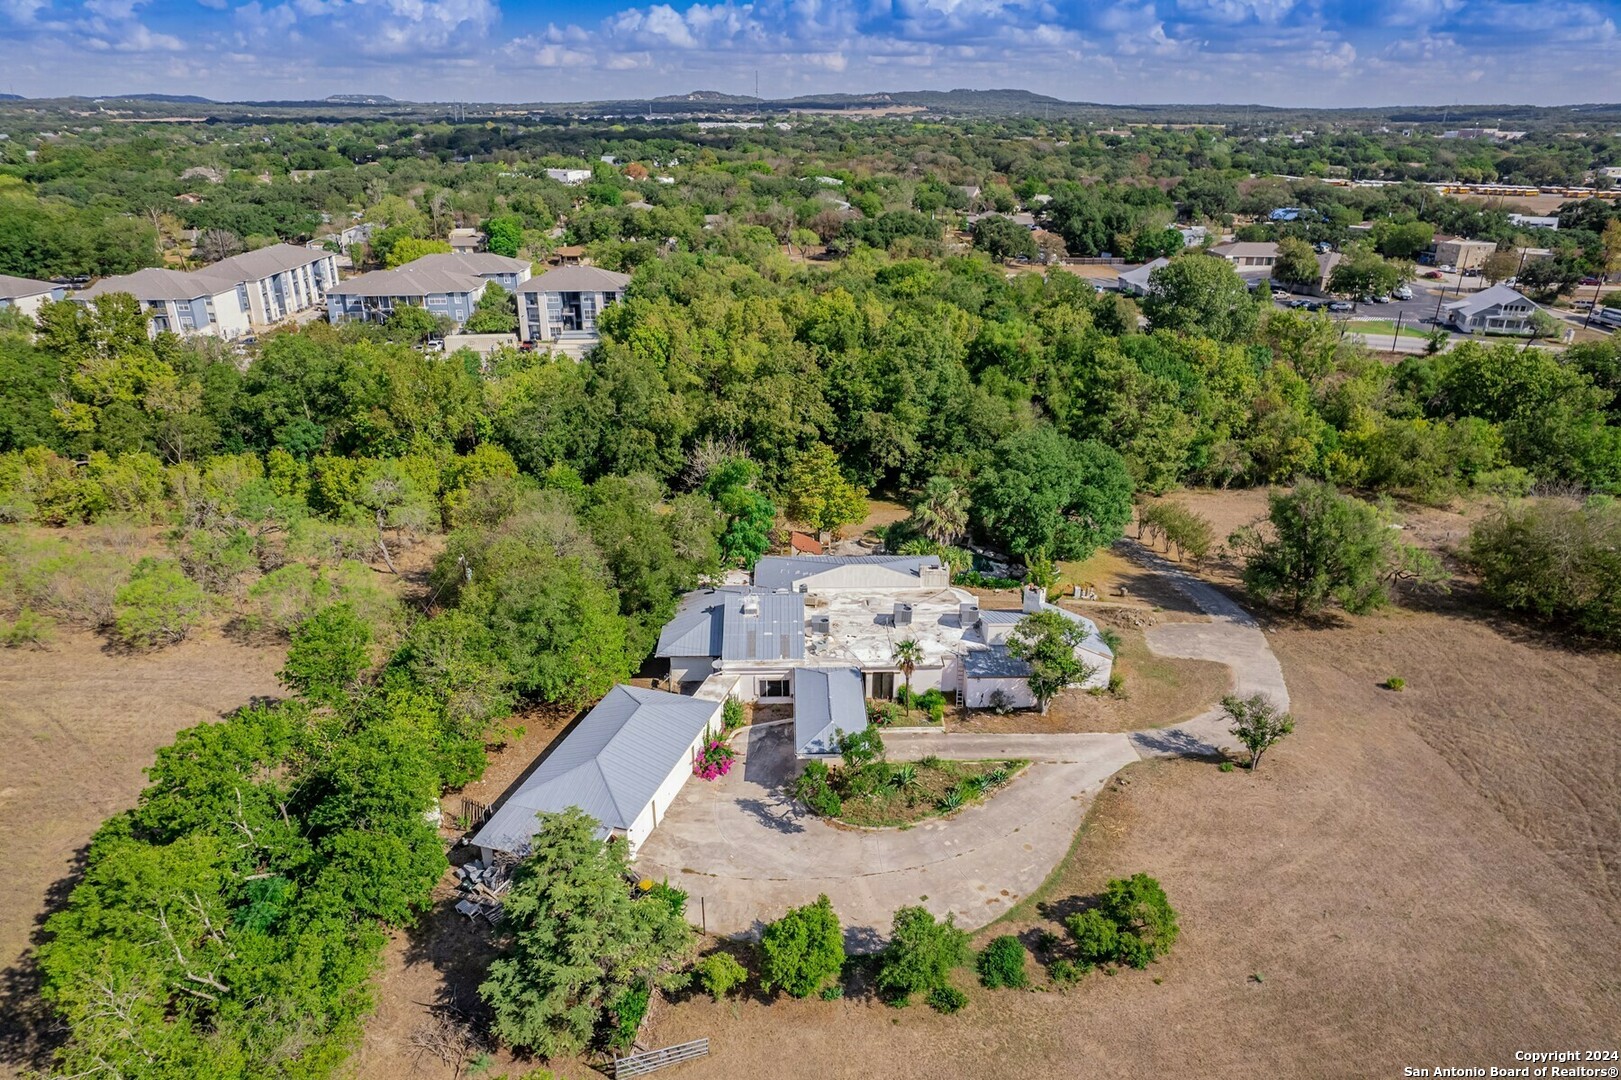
[741,594,760,617]
[893,602,913,626]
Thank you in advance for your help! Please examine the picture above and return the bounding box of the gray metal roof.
[655,589,729,657]
[963,645,1031,679]
[1117,257,1170,290]
[794,667,866,756]
[326,265,485,298]
[520,265,631,293]
[721,590,805,661]
[470,685,721,856]
[655,588,806,661]
[752,555,943,592]
[0,274,58,299]
[1444,283,1534,318]
[976,609,1025,625]
[399,252,531,278]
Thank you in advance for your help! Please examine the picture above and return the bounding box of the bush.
[758,895,845,998]
[977,935,1029,989]
[605,982,650,1051]
[875,906,969,1002]
[644,880,687,918]
[1383,676,1406,691]
[280,603,372,704]
[1,607,55,648]
[1048,958,1085,986]
[1065,909,1122,966]
[695,952,747,1000]
[1465,498,1621,645]
[1099,873,1180,969]
[112,557,207,648]
[722,697,745,731]
[794,761,844,817]
[926,985,968,1014]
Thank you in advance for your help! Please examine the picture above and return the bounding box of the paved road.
[633,542,1290,947]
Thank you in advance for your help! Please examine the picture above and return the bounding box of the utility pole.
[1391,309,1405,352]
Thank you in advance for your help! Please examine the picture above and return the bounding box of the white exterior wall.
[625,713,717,854]
[667,656,715,685]
[964,677,1037,710]
[210,289,253,338]
[4,291,58,318]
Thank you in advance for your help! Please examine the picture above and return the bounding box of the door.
[869,672,895,699]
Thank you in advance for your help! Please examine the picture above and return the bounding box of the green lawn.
[1342,319,1431,339]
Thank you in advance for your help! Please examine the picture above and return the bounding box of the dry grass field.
[0,630,285,1076]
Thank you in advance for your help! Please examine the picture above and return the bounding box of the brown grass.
[0,630,285,1076]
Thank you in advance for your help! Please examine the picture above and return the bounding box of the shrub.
[692,739,736,781]
[695,952,747,1000]
[794,761,843,817]
[112,557,207,649]
[977,935,1029,989]
[1383,676,1406,691]
[926,985,968,1014]
[722,697,745,731]
[1065,909,1121,966]
[875,906,969,1002]
[936,788,965,813]
[819,984,844,1001]
[1099,873,1180,968]
[280,603,372,704]
[837,724,885,768]
[758,895,845,998]
[1048,958,1084,986]
[604,982,650,1051]
[644,880,687,918]
[1,607,55,648]
[1465,498,1621,645]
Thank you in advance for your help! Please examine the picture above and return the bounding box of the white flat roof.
[803,586,982,668]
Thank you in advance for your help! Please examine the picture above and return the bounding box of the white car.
[1271,289,1291,300]
[1439,263,1455,273]
[1393,286,1413,300]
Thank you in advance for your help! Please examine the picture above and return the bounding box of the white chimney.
[1022,585,1044,614]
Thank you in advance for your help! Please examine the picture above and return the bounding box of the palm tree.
[912,476,968,547]
[893,638,923,715]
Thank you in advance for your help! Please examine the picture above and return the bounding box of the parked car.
[1314,242,1333,253]
[1422,270,1443,279]
[1394,286,1413,300]
[1328,301,1354,313]
[1373,294,1392,304]
[1580,276,1602,286]
[1439,264,1455,272]
[1271,289,1291,300]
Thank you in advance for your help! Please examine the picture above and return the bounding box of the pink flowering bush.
[693,739,736,781]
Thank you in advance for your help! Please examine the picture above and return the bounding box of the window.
[760,677,791,699]
[869,672,896,699]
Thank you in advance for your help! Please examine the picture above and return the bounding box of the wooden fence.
[455,798,491,830]
[612,1038,710,1077]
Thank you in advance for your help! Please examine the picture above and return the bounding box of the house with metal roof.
[752,554,949,593]
[517,265,631,355]
[470,685,723,861]
[793,668,867,757]
[0,274,65,317]
[1117,257,1171,297]
[1443,284,1542,335]
[656,558,1113,730]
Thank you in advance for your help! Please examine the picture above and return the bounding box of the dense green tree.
[279,603,373,705]
[971,214,1039,262]
[463,283,518,334]
[479,808,695,1057]
[1007,609,1095,713]
[1142,254,1260,342]
[758,894,846,998]
[972,427,1134,561]
[785,444,868,535]
[875,906,969,1002]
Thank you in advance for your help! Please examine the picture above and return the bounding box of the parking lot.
[1270,279,1452,329]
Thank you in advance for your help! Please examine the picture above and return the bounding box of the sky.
[0,0,1617,108]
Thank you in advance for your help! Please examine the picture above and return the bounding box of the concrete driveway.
[633,541,1290,948]
[634,721,1141,948]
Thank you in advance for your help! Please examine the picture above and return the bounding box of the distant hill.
[326,94,396,104]
[100,93,214,103]
[0,93,22,101]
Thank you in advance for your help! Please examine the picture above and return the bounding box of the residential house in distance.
[517,265,630,356]
[1175,225,1208,247]
[1508,214,1559,230]
[0,274,65,317]
[448,228,484,253]
[1442,284,1542,335]
[74,267,252,339]
[325,252,531,327]
[545,168,592,186]
[1208,240,1279,270]
[1428,236,1497,269]
[74,243,338,339]
[1116,257,1170,296]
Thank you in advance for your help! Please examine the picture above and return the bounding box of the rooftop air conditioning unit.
[893,602,913,627]
[741,594,760,617]
[811,613,832,635]
[959,600,980,627]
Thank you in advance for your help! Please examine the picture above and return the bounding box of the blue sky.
[1,0,1617,106]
